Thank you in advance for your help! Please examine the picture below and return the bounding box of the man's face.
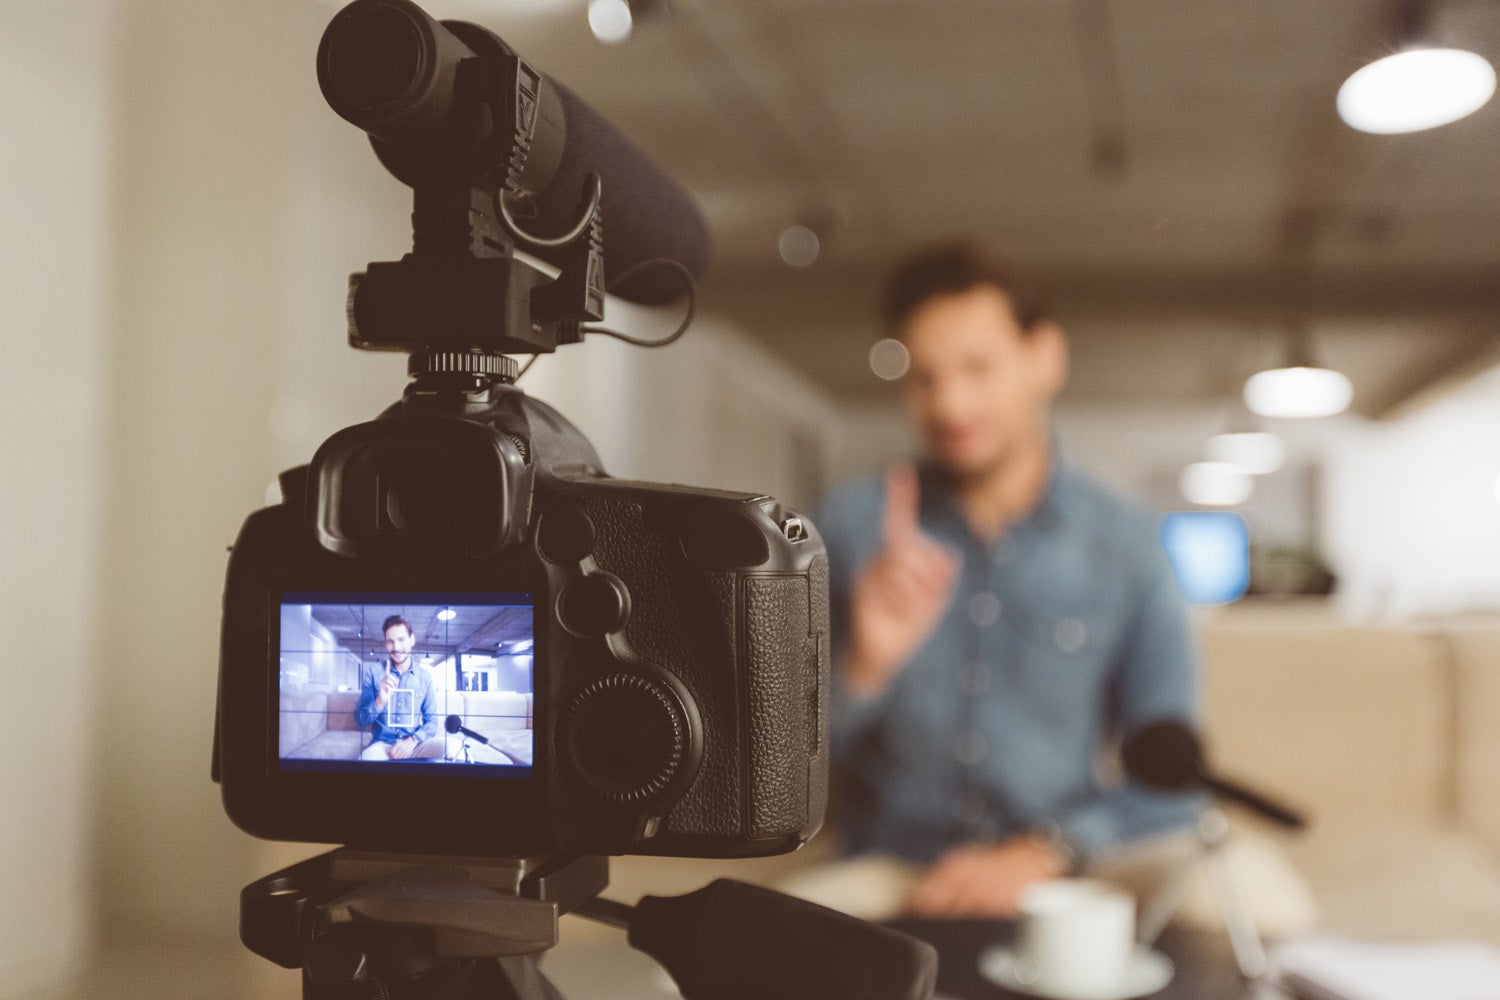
[900,286,1067,481]
[384,624,415,667]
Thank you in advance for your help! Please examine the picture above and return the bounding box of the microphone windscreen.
[444,714,462,734]
[531,80,712,305]
[1122,719,1203,790]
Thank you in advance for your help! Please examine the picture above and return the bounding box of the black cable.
[495,174,603,251]
[515,354,539,381]
[580,258,697,348]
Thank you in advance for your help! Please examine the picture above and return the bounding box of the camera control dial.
[559,671,692,805]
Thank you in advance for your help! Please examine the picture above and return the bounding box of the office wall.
[0,1,118,992]
[1322,365,1500,618]
[525,307,842,512]
[97,0,301,946]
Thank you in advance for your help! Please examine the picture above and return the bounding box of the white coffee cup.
[1013,878,1135,998]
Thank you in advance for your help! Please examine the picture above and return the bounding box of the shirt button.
[954,730,988,766]
[962,666,991,696]
[968,591,1002,628]
[1055,618,1087,653]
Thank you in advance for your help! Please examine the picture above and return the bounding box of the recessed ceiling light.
[1338,47,1496,134]
[1180,461,1254,507]
[1244,367,1353,419]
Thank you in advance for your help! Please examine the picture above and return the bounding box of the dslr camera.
[214,0,830,860]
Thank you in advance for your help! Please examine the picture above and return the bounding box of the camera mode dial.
[559,671,693,806]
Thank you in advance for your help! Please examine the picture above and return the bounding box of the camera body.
[217,383,830,857]
[216,0,827,860]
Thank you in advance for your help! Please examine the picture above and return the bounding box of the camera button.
[540,506,595,563]
[559,572,630,635]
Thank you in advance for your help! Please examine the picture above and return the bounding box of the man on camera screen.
[817,242,1202,917]
[355,614,444,760]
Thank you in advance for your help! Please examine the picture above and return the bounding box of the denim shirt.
[815,458,1202,865]
[355,660,441,744]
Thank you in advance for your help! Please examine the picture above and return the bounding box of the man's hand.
[844,465,961,697]
[905,834,1068,918]
[374,671,397,710]
[388,736,419,760]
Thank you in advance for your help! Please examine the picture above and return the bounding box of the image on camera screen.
[277,592,535,778]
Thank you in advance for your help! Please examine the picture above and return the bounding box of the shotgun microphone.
[1123,719,1308,831]
[317,0,710,304]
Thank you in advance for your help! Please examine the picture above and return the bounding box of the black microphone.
[317,0,711,304]
[1123,719,1308,831]
[445,713,494,747]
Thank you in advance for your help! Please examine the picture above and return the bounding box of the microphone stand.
[1136,808,1267,980]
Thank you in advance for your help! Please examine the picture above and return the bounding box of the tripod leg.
[1205,841,1268,980]
[1136,848,1201,946]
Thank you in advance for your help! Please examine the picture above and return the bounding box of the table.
[885,918,1287,1000]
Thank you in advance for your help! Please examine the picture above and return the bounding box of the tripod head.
[243,850,938,1000]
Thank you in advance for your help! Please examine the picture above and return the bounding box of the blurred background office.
[4,0,1499,996]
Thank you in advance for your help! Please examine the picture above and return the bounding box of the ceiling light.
[777,224,820,268]
[437,608,457,622]
[1244,367,1353,419]
[1244,326,1353,419]
[587,0,633,44]
[1339,47,1495,134]
[1180,461,1254,507]
[868,338,910,381]
[1206,431,1286,475]
[511,638,534,653]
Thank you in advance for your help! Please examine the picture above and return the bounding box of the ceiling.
[308,602,533,658]
[416,0,1500,414]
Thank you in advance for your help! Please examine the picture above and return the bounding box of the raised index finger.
[883,464,921,543]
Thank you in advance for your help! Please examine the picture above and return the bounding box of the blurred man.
[816,242,1200,917]
[355,614,444,760]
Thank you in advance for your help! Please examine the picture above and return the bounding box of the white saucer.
[977,944,1174,1000]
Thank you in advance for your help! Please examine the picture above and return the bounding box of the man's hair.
[881,240,1053,335]
[382,614,413,637]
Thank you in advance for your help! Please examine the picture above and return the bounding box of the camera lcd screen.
[277,592,534,778]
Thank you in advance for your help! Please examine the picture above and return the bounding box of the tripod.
[1135,808,1267,980]
[241,848,939,1000]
